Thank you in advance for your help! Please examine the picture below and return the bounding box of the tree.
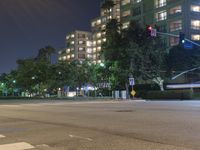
[47,61,71,93]
[167,45,200,73]
[125,21,167,91]
[102,19,130,90]
[45,45,56,64]
[102,20,167,91]
[36,45,56,63]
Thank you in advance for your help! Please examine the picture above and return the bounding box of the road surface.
[0,100,199,150]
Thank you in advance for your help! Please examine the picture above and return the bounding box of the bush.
[133,84,160,91]
[140,90,193,100]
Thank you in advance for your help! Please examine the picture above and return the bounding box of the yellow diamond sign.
[131,90,136,97]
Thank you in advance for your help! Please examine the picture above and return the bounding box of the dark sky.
[0,0,100,74]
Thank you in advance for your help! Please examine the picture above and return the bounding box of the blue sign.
[184,41,193,49]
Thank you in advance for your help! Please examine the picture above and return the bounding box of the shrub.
[140,90,193,100]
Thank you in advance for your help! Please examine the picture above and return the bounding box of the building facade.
[91,0,121,64]
[59,0,200,63]
[58,30,92,62]
[121,0,200,47]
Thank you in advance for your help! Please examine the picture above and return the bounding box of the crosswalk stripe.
[0,142,34,150]
[0,135,5,138]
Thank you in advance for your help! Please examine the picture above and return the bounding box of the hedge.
[139,90,194,100]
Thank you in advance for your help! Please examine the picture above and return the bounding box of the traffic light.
[179,32,185,45]
[146,25,152,36]
[146,25,157,37]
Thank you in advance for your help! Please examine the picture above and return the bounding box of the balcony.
[155,2,167,9]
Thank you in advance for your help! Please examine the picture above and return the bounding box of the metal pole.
[157,31,200,47]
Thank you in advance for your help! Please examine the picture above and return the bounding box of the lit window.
[71,34,75,38]
[97,40,101,44]
[192,34,200,40]
[122,10,131,17]
[71,41,75,44]
[78,41,84,44]
[91,21,96,27]
[71,54,75,58]
[155,0,166,8]
[97,33,101,38]
[155,10,167,21]
[86,41,92,47]
[63,56,67,60]
[121,0,130,5]
[191,20,200,30]
[170,20,182,32]
[133,0,141,3]
[101,25,106,30]
[79,47,84,51]
[87,48,92,53]
[88,54,91,58]
[97,19,101,25]
[66,49,70,53]
[169,5,182,14]
[66,36,70,40]
[102,32,106,36]
[122,22,130,29]
[191,5,200,12]
[97,47,101,51]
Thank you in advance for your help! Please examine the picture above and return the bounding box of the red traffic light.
[148,26,153,31]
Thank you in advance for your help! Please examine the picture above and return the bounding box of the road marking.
[36,144,49,148]
[69,134,93,141]
[0,142,34,150]
[0,105,20,108]
[0,135,5,138]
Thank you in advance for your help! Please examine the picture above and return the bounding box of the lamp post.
[171,67,200,97]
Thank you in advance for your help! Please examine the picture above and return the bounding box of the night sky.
[0,0,100,74]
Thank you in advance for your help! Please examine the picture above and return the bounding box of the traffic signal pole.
[155,31,200,47]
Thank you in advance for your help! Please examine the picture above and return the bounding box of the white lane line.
[0,142,34,150]
[36,144,49,148]
[69,134,93,141]
[0,105,20,108]
[0,135,5,138]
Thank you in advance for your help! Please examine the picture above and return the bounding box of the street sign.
[184,41,193,49]
[131,90,136,97]
[129,78,135,86]
[151,29,157,37]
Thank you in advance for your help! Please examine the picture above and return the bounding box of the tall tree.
[102,19,130,90]
[45,45,56,64]
[125,21,167,91]
[166,45,200,75]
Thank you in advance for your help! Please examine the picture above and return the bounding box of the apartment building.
[121,0,200,47]
[58,30,92,62]
[91,0,121,64]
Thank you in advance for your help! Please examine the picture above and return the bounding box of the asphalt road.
[0,100,200,150]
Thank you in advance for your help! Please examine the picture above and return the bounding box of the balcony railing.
[170,26,182,32]
[191,26,200,30]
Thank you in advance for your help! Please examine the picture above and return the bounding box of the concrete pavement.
[0,100,199,149]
